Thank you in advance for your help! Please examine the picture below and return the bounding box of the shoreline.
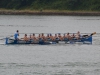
[0,10,100,16]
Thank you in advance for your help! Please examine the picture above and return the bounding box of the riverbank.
[0,9,100,16]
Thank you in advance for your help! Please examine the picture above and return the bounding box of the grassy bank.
[0,0,100,10]
[0,0,100,16]
[0,9,100,16]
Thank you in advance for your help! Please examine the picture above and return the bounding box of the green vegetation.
[0,0,100,11]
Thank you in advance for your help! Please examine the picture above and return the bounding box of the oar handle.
[0,39,4,40]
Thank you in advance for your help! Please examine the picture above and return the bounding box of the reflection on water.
[0,15,100,75]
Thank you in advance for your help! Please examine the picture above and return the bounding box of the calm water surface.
[0,15,100,75]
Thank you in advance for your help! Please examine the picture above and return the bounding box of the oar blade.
[93,32,96,35]
[91,32,96,36]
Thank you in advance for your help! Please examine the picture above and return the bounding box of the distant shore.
[0,9,100,16]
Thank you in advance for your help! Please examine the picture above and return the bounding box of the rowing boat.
[5,36,92,45]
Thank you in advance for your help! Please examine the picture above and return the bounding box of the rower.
[28,34,32,40]
[65,33,71,40]
[37,34,44,44]
[58,33,63,41]
[63,34,68,41]
[46,34,51,41]
[75,31,81,39]
[49,34,54,41]
[31,33,37,41]
[23,34,29,41]
[71,33,75,39]
[41,33,46,41]
[37,34,42,41]
[14,30,19,40]
[54,34,59,41]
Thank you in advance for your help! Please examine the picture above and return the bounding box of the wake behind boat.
[5,32,96,45]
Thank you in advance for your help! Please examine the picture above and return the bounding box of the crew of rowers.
[22,31,82,41]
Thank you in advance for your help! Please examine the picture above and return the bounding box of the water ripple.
[0,62,100,75]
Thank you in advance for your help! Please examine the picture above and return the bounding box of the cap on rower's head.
[16,30,19,32]
[25,34,27,36]
[42,33,44,36]
[33,33,35,36]
[39,34,41,36]
[50,34,52,36]
[77,31,80,33]
[58,33,60,35]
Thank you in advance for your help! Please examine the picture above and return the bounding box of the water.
[0,15,100,75]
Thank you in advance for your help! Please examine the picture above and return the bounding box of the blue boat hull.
[5,36,92,45]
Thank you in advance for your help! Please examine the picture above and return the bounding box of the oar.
[0,38,5,40]
[82,32,96,37]
[90,32,96,36]
[0,35,14,40]
[6,35,14,38]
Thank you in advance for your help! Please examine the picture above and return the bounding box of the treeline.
[0,0,100,11]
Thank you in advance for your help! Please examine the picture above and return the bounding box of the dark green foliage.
[0,0,100,11]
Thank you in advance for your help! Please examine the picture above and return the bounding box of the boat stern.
[5,38,15,44]
[83,36,92,44]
